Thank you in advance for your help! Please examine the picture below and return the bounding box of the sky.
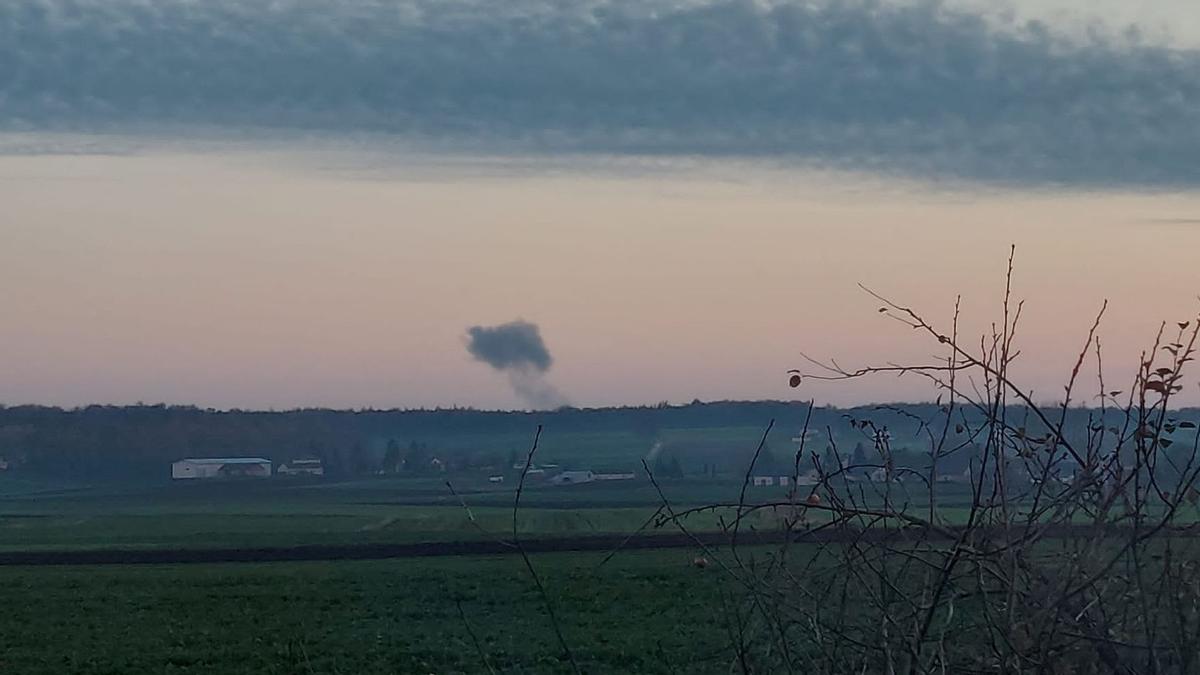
[2,0,1200,410]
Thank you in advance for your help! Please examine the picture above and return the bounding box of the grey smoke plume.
[466,320,568,409]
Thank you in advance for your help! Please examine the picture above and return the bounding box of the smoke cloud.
[2,0,1199,185]
[466,320,567,409]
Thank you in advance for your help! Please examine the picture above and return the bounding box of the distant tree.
[632,409,661,441]
[348,442,370,475]
[475,451,501,471]
[667,454,684,479]
[382,439,401,474]
[754,442,783,474]
[404,441,429,475]
[851,442,868,468]
[315,443,344,478]
[653,453,669,478]
[819,445,841,473]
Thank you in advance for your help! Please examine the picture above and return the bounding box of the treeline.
[0,401,1193,483]
[0,401,866,481]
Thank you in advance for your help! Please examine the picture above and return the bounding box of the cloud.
[2,0,1199,185]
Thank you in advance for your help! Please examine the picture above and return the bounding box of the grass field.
[0,472,989,552]
[0,549,740,674]
[0,476,734,551]
[0,470,1156,674]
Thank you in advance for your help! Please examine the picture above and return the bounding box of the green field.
[0,469,996,674]
[0,472,990,553]
[0,477,738,551]
[0,550,743,674]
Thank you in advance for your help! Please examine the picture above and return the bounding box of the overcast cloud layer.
[2,0,1199,185]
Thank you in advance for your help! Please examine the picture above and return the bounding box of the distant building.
[794,470,821,486]
[171,457,272,480]
[594,472,636,481]
[513,462,560,471]
[0,457,8,472]
[747,476,797,487]
[277,458,324,477]
[549,470,595,486]
[488,475,505,484]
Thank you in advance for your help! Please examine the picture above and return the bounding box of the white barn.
[549,470,595,486]
[171,457,272,480]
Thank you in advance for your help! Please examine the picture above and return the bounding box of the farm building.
[277,458,324,477]
[750,475,796,487]
[549,470,594,486]
[594,472,636,481]
[869,468,895,483]
[794,470,821,486]
[171,457,272,480]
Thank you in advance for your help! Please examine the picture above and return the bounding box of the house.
[549,470,594,486]
[171,457,272,480]
[277,458,324,477]
[778,476,790,487]
[752,476,775,487]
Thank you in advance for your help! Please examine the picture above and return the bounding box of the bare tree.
[652,249,1200,674]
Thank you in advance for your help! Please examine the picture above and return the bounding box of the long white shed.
[171,457,272,480]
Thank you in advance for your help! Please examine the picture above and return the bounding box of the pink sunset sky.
[3,150,1199,409]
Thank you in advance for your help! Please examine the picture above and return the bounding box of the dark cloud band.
[2,0,1198,185]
